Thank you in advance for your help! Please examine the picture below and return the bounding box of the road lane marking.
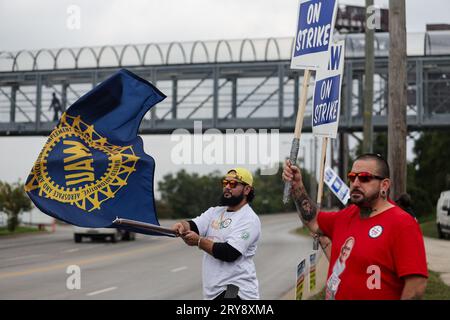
[60,245,98,253]
[171,266,188,273]
[83,245,100,250]
[4,254,43,261]
[87,286,117,296]
[0,239,179,280]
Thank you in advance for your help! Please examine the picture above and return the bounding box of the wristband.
[197,236,202,248]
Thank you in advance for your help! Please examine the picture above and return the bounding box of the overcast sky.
[0,0,445,190]
[1,0,449,52]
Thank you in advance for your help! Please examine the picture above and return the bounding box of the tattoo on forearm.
[292,186,317,222]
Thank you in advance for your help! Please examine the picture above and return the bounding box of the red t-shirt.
[317,204,428,300]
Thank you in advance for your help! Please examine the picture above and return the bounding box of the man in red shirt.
[283,153,428,300]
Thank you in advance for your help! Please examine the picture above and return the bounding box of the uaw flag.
[25,69,171,236]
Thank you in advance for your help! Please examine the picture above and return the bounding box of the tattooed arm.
[282,160,321,234]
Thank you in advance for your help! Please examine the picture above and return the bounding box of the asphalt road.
[0,213,312,300]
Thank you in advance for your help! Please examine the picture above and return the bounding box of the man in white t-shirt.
[171,167,261,300]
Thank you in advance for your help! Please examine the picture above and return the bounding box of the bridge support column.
[345,61,353,128]
[357,74,364,118]
[231,77,237,118]
[151,70,157,127]
[278,64,284,128]
[36,74,42,130]
[61,81,68,112]
[92,71,98,88]
[416,59,423,125]
[338,132,349,186]
[10,84,18,123]
[172,77,177,119]
[213,67,219,127]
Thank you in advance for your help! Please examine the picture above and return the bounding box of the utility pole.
[388,0,407,199]
[339,132,349,179]
[363,0,374,153]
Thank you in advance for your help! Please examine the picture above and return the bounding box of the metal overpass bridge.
[1,32,450,136]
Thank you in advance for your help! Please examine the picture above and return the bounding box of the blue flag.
[25,69,168,235]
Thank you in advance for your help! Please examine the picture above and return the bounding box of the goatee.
[350,189,380,218]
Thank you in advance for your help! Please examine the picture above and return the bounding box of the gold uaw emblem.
[25,113,139,212]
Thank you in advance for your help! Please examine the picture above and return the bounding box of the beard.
[219,191,244,207]
[349,188,380,208]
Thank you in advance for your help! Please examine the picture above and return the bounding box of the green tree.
[406,162,433,220]
[413,130,450,209]
[0,181,32,232]
[251,164,312,214]
[158,170,223,219]
[251,167,289,214]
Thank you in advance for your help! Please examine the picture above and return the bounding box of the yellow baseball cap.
[225,167,253,187]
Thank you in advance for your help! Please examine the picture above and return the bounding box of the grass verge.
[294,226,311,237]
[420,220,439,239]
[0,226,44,237]
[423,270,450,300]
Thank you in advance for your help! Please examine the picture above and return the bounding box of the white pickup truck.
[437,190,450,239]
[73,226,136,243]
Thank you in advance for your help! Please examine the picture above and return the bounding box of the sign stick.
[311,136,328,251]
[316,136,328,208]
[282,69,312,204]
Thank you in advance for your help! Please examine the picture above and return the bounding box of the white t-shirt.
[192,203,261,300]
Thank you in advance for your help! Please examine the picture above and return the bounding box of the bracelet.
[197,237,202,248]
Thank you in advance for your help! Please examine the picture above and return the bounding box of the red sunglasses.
[347,171,385,183]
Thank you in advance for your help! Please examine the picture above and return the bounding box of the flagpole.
[113,218,177,237]
[282,69,312,204]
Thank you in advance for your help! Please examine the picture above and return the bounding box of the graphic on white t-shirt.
[211,209,232,230]
[326,236,355,300]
